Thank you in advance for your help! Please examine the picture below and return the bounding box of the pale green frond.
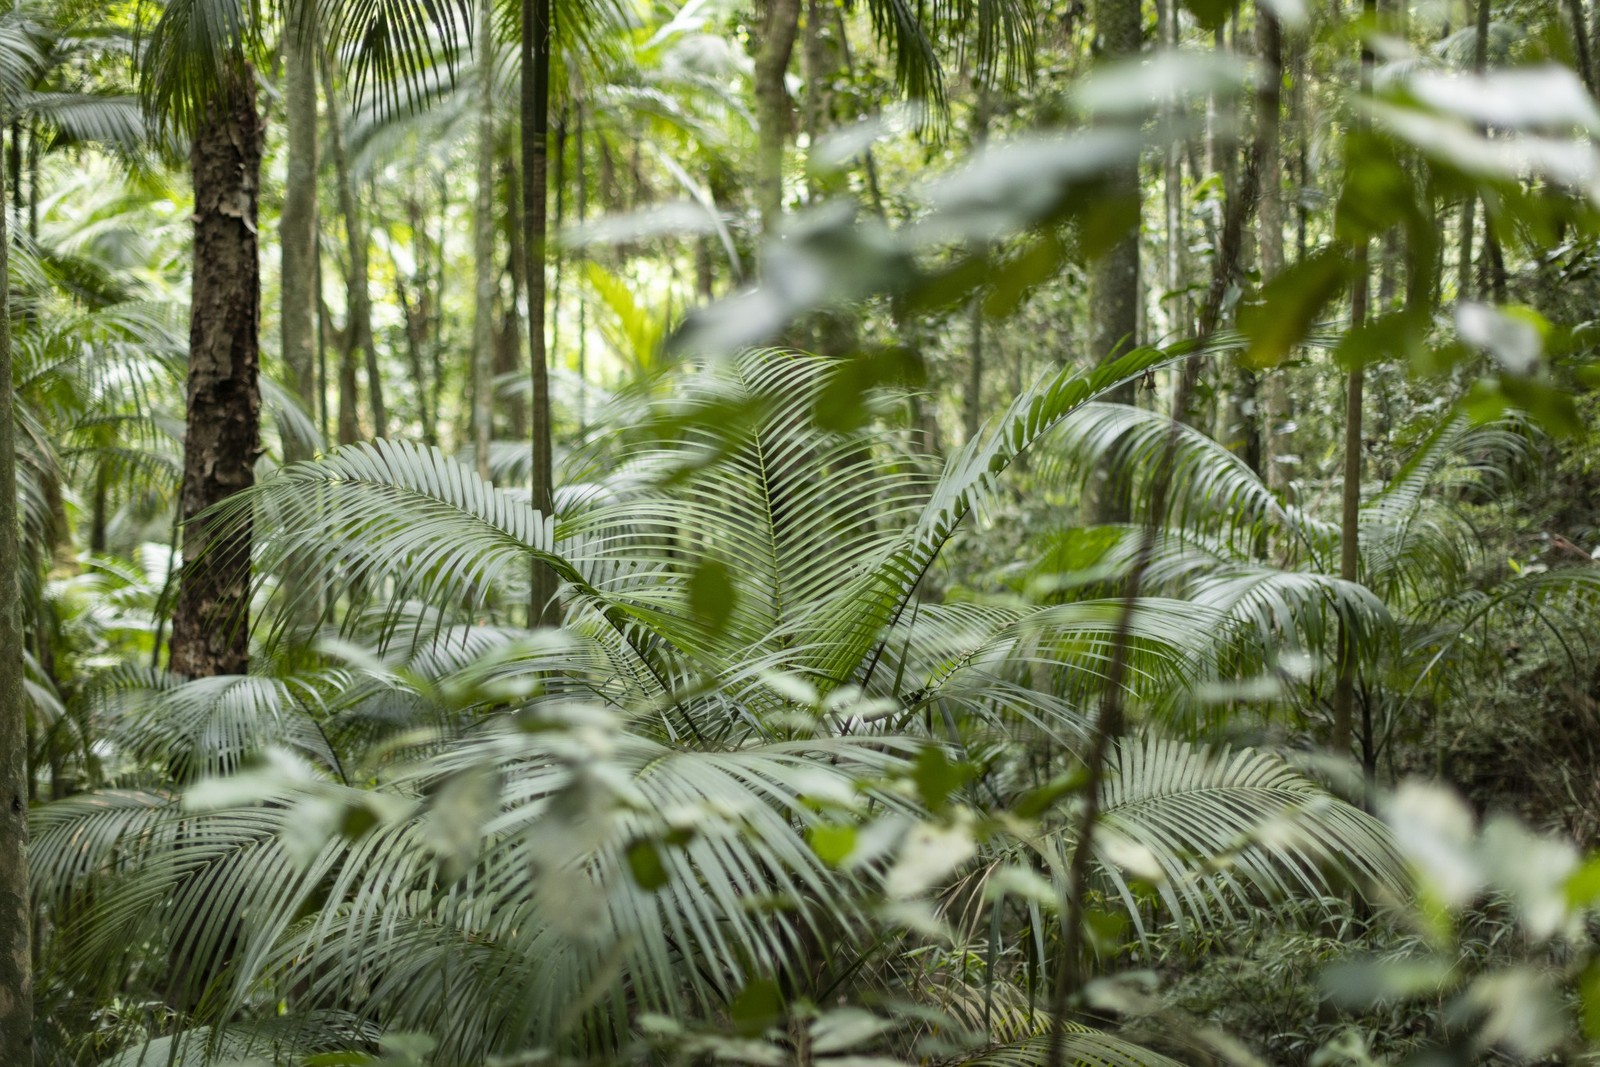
[807,346,1171,690]
[960,1031,1187,1067]
[1081,738,1403,932]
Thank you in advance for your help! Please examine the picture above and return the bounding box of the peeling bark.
[169,72,262,680]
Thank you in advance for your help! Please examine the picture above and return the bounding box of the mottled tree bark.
[0,122,34,1067]
[279,0,318,460]
[170,72,262,680]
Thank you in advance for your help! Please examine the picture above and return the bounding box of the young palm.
[32,349,1401,1063]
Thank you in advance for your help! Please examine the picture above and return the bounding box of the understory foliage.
[12,0,1600,1065]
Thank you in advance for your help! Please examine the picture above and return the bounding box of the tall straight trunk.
[398,193,435,444]
[753,0,803,234]
[1457,0,1492,303]
[316,234,330,442]
[24,122,36,242]
[170,71,262,680]
[473,0,496,480]
[964,89,991,444]
[522,0,560,623]
[574,104,589,433]
[1158,0,1185,339]
[1087,0,1142,522]
[1569,0,1596,94]
[1088,0,1141,374]
[550,109,566,367]
[324,65,384,439]
[280,0,319,459]
[501,157,528,441]
[1332,6,1376,761]
[0,122,34,1067]
[1257,10,1292,497]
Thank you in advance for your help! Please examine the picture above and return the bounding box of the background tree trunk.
[0,122,34,1067]
[279,0,318,460]
[753,0,803,235]
[1087,0,1141,523]
[1256,9,1292,497]
[325,67,385,439]
[474,0,496,481]
[523,0,559,624]
[170,71,262,680]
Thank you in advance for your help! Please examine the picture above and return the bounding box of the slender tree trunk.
[473,0,496,480]
[1569,0,1596,94]
[523,0,560,624]
[1088,0,1141,373]
[753,0,803,234]
[324,63,384,439]
[964,89,991,444]
[1158,0,1185,340]
[398,193,435,444]
[280,0,319,460]
[550,109,566,367]
[501,157,528,441]
[1257,11,1292,497]
[316,235,330,443]
[170,70,262,680]
[574,104,589,433]
[1087,0,1142,522]
[24,122,36,242]
[1457,0,1492,303]
[1332,8,1376,760]
[0,121,34,1067]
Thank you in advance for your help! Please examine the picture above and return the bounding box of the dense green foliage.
[7,0,1600,1065]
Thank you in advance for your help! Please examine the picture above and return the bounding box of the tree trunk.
[964,89,991,444]
[170,71,262,680]
[280,0,319,460]
[574,104,589,433]
[1332,7,1376,760]
[325,62,384,439]
[501,157,528,442]
[1087,0,1142,522]
[1257,10,1292,497]
[1457,0,1492,303]
[1157,0,1185,340]
[1569,0,1596,94]
[523,0,560,624]
[473,0,496,480]
[753,0,803,234]
[0,121,34,1067]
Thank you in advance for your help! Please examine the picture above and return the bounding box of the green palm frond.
[1077,738,1401,932]
[24,91,147,153]
[806,346,1170,690]
[960,1031,1186,1067]
[227,438,572,627]
[137,0,263,132]
[1042,401,1334,563]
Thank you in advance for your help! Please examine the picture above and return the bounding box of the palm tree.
[138,0,263,679]
[29,348,1400,1063]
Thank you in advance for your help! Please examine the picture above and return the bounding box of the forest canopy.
[4,0,1600,1065]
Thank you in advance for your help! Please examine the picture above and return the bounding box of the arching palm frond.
[1042,401,1335,564]
[1069,739,1401,934]
[805,347,1172,692]
[225,438,569,628]
[23,91,147,154]
[961,1031,1186,1067]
